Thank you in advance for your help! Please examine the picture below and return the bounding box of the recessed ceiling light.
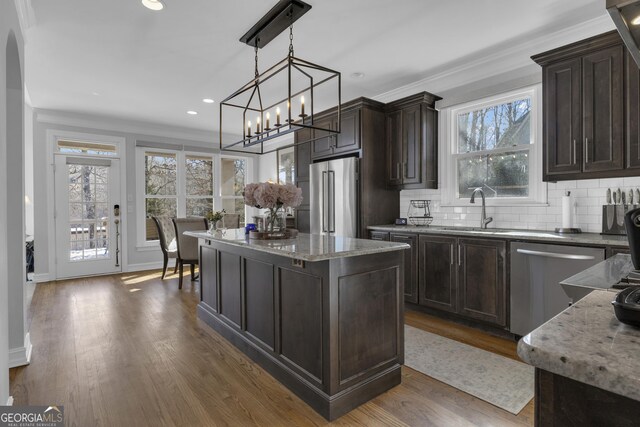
[632,14,640,25]
[350,72,365,79]
[202,98,215,104]
[142,0,164,11]
[187,110,198,115]
[91,91,100,96]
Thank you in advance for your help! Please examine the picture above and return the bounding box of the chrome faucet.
[470,187,493,229]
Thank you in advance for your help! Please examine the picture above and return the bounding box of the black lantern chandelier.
[219,0,341,155]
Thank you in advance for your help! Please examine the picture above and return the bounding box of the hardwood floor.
[10,270,534,426]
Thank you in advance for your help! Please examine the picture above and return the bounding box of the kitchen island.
[518,290,640,426]
[185,229,409,420]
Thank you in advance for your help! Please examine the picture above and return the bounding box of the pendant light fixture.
[219,0,341,155]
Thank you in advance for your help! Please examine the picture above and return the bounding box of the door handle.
[450,245,454,266]
[573,139,577,165]
[458,245,462,266]
[516,248,595,260]
[585,138,589,163]
[322,171,328,233]
[328,170,335,232]
[396,163,400,180]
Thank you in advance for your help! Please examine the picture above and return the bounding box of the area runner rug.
[404,325,534,415]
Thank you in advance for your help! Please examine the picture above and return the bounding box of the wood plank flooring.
[10,270,534,426]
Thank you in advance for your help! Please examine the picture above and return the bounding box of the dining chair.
[152,216,178,279]
[172,217,208,289]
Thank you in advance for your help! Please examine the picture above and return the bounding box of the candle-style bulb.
[256,117,260,133]
[247,120,252,137]
[266,112,271,129]
[300,95,306,116]
[276,107,281,126]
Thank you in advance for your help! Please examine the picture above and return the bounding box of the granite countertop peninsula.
[518,290,640,401]
[368,224,629,247]
[185,229,410,262]
[560,254,635,292]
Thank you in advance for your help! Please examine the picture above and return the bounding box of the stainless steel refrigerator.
[310,157,358,237]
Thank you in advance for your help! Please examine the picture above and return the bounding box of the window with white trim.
[443,86,544,205]
[136,148,251,245]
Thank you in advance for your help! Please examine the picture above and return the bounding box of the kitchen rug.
[404,325,534,415]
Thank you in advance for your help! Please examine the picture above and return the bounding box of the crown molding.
[13,0,36,42]
[34,108,235,145]
[373,14,615,103]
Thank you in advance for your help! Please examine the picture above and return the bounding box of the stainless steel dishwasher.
[510,242,605,336]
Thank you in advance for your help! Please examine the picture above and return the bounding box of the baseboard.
[32,273,50,283]
[8,332,32,368]
[126,261,164,273]
[6,396,13,406]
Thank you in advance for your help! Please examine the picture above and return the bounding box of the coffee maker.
[624,208,640,270]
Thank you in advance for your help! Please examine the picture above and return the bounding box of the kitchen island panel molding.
[194,232,407,420]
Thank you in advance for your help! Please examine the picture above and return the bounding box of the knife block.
[602,205,637,235]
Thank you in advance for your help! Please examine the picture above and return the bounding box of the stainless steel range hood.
[608,0,640,67]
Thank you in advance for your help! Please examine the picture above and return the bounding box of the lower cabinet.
[418,235,457,312]
[457,238,506,327]
[390,233,418,304]
[369,230,507,328]
[369,231,390,241]
[417,234,507,328]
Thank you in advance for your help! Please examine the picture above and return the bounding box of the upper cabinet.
[310,108,360,160]
[533,31,629,181]
[294,98,400,237]
[385,92,441,189]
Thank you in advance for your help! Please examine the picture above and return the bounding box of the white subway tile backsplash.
[399,177,640,232]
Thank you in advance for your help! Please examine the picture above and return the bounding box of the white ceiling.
[24,0,611,132]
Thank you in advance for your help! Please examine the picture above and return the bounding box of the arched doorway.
[5,30,28,371]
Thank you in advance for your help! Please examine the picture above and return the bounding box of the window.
[136,148,252,246]
[186,155,214,217]
[144,152,178,232]
[220,157,247,225]
[57,140,118,157]
[443,86,544,205]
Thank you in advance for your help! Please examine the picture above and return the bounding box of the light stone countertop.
[184,229,410,262]
[560,254,635,291]
[518,291,640,401]
[368,224,629,247]
[518,290,640,401]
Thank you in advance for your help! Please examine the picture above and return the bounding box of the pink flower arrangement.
[243,182,303,209]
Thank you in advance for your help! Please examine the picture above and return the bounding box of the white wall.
[0,0,25,405]
[32,110,256,278]
[24,102,33,236]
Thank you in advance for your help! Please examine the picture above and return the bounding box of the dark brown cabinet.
[369,230,389,241]
[457,238,506,327]
[418,235,457,312]
[390,233,418,304]
[627,52,640,169]
[311,109,360,160]
[294,130,312,233]
[385,92,440,189]
[416,234,507,328]
[534,31,628,181]
[295,98,399,238]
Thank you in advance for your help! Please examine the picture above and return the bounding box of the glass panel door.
[55,155,121,278]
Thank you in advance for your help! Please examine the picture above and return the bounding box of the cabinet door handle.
[450,245,454,266]
[585,138,589,163]
[396,162,400,180]
[458,245,462,266]
[573,139,577,165]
